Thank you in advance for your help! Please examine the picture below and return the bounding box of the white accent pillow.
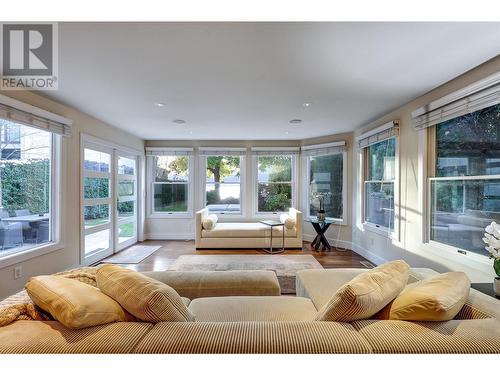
[279,214,296,230]
[202,214,218,230]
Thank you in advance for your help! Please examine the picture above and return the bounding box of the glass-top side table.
[304,218,336,251]
[259,220,285,254]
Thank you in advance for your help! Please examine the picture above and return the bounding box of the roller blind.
[0,95,72,137]
[198,147,247,156]
[412,71,500,130]
[357,121,399,149]
[251,146,300,156]
[145,147,193,156]
[301,141,346,156]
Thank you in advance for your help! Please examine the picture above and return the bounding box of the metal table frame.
[259,220,285,254]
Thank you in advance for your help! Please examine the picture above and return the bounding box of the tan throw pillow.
[25,275,127,329]
[279,214,295,229]
[377,272,470,321]
[202,214,218,230]
[315,260,410,322]
[96,265,195,322]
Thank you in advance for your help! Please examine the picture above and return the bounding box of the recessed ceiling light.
[289,119,302,125]
[302,102,312,108]
[173,119,186,124]
[155,103,166,107]
[285,131,290,135]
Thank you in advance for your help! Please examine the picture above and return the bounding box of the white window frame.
[252,149,299,218]
[414,73,500,273]
[303,150,347,224]
[358,123,400,240]
[116,150,139,250]
[423,124,499,266]
[81,140,114,265]
[201,154,245,216]
[0,122,63,269]
[147,154,194,219]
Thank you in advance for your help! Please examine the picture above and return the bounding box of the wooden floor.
[106,240,373,272]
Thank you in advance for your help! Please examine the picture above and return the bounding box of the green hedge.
[0,159,50,215]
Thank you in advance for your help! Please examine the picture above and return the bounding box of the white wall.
[351,55,500,282]
[0,91,144,299]
[144,136,354,248]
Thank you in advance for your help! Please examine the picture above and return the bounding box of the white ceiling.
[46,22,500,140]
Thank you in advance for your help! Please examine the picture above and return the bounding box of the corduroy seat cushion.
[352,319,500,354]
[133,321,373,353]
[143,270,281,299]
[189,296,317,322]
[0,321,152,354]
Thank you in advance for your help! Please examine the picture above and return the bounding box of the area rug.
[101,245,161,264]
[168,254,323,294]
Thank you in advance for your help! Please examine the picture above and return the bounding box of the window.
[205,156,241,213]
[152,155,190,214]
[308,152,344,220]
[429,103,500,257]
[256,155,294,213]
[0,120,53,257]
[359,122,398,232]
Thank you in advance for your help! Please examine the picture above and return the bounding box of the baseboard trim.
[145,233,194,240]
[351,242,387,266]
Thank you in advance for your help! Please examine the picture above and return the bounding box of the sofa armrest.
[288,208,303,242]
[195,208,209,247]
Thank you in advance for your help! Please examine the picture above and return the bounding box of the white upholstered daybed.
[195,207,303,249]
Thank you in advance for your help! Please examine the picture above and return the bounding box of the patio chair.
[0,209,10,219]
[36,221,50,244]
[14,209,34,243]
[0,221,23,250]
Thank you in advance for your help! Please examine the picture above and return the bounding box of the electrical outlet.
[13,266,22,280]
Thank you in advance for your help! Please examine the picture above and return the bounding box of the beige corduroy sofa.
[195,207,303,249]
[0,267,499,354]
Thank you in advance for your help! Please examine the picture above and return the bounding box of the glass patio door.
[81,140,139,265]
[115,151,138,250]
[82,143,114,265]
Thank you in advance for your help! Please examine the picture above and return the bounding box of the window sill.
[363,222,394,238]
[425,240,492,267]
[148,213,193,219]
[0,242,64,269]
[418,242,494,281]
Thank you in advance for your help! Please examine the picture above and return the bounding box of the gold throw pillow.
[377,272,470,321]
[25,275,127,329]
